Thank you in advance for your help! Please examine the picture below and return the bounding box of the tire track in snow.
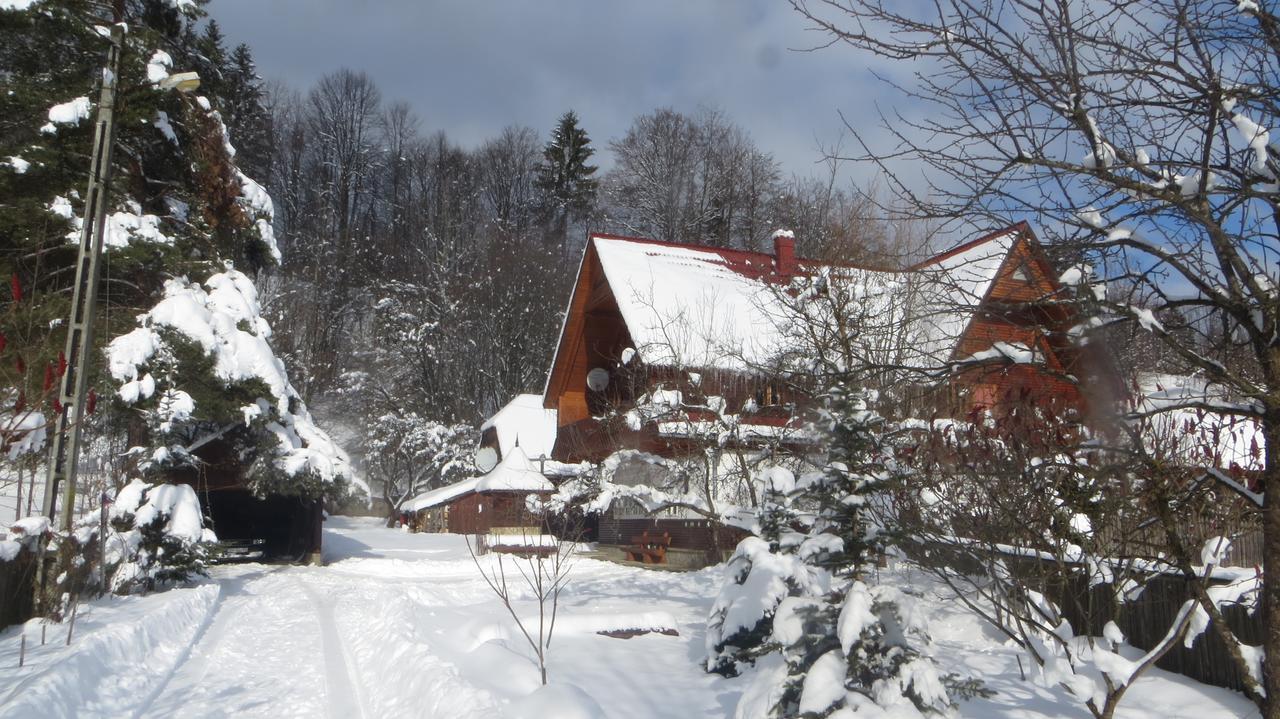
[129,565,289,718]
[128,581,229,719]
[298,578,368,719]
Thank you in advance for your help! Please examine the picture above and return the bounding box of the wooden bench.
[625,531,671,564]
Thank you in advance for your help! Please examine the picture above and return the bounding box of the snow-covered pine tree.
[1,1,355,545]
[764,383,955,718]
[99,478,214,593]
[705,465,826,677]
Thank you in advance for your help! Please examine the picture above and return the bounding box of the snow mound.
[0,584,220,718]
[44,96,91,128]
[505,683,606,719]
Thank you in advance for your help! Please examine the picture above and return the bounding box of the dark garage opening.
[202,490,322,562]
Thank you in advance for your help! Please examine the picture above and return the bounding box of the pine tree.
[535,110,598,234]
[191,18,229,100]
[0,2,352,516]
[223,43,272,181]
[768,383,955,718]
[705,466,818,677]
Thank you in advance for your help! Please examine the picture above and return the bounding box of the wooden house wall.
[444,492,544,535]
[948,235,1085,414]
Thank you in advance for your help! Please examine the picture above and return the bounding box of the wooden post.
[307,499,323,566]
[65,596,78,646]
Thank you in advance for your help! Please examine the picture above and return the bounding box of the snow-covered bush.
[69,478,215,594]
[705,467,827,677]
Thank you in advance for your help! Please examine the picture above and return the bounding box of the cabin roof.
[482,394,558,459]
[570,224,1026,375]
[404,447,553,512]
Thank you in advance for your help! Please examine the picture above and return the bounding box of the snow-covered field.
[0,517,1258,718]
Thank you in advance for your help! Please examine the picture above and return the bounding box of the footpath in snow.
[0,516,1260,718]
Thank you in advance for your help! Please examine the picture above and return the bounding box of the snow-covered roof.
[482,394,557,459]
[588,226,1022,373]
[475,447,554,493]
[593,237,786,370]
[404,476,481,512]
[404,447,553,511]
[906,229,1021,365]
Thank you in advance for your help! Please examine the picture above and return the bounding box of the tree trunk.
[1265,410,1280,718]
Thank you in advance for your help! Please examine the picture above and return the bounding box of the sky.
[209,0,898,181]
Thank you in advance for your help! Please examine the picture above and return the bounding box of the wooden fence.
[1007,552,1261,694]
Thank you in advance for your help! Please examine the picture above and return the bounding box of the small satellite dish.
[586,367,611,392]
[474,446,498,473]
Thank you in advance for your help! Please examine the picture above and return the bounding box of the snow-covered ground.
[0,517,1258,718]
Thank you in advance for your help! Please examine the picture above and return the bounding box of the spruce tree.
[535,110,598,233]
[705,466,820,677]
[222,43,272,180]
[768,383,954,718]
[0,1,354,517]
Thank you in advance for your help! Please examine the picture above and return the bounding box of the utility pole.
[42,23,123,534]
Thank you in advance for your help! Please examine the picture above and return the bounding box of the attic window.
[754,382,783,408]
[1010,262,1033,283]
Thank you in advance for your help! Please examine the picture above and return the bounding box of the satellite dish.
[474,446,498,473]
[587,367,611,392]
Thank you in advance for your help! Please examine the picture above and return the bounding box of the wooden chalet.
[405,446,553,535]
[406,394,571,535]
[537,223,1096,566]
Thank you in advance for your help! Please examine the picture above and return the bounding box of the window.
[754,382,784,408]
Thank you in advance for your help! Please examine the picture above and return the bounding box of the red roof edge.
[909,221,1031,270]
[589,232,892,273]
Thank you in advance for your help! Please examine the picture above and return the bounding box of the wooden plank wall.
[446,493,543,535]
[1052,571,1262,694]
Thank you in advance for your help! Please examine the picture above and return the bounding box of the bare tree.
[607,107,783,248]
[466,505,579,686]
[789,0,1278,711]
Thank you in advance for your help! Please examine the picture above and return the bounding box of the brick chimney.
[772,229,797,276]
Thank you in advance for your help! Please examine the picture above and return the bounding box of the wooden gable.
[543,240,635,427]
[949,226,1086,411]
[951,227,1067,361]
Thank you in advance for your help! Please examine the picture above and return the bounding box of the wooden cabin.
[544,223,1089,462]
[405,446,553,536]
[537,223,1092,566]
